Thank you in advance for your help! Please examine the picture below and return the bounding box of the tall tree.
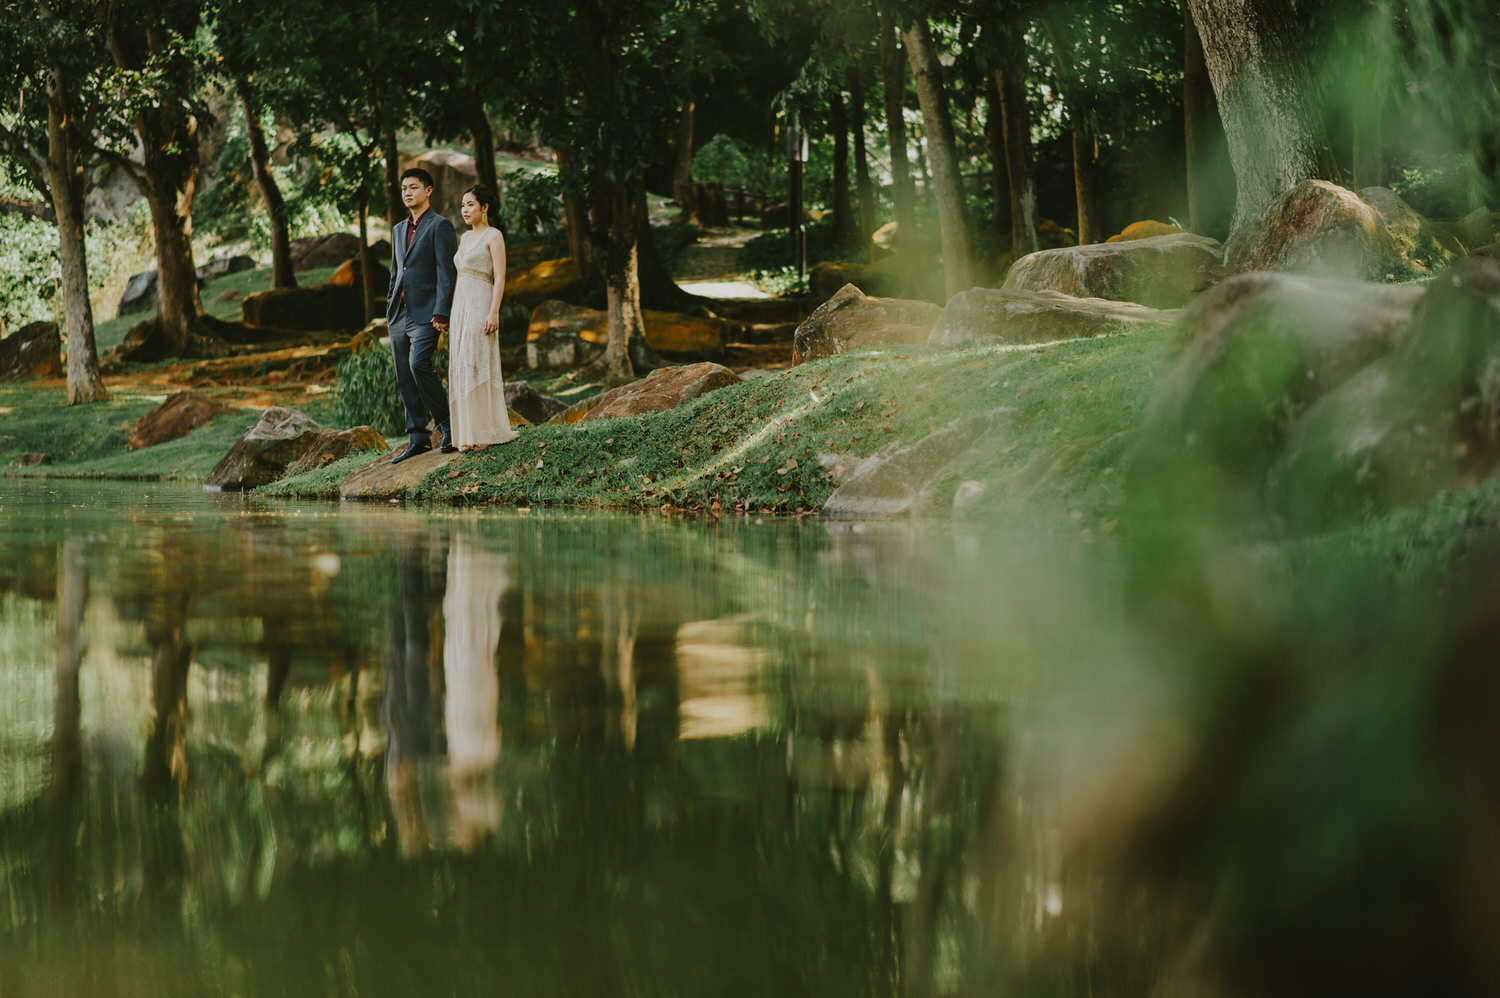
[238,90,297,289]
[103,0,214,359]
[848,63,876,247]
[878,7,916,241]
[217,0,420,323]
[473,0,707,381]
[903,17,972,295]
[0,0,110,402]
[1186,0,1339,255]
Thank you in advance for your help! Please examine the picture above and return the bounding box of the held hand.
[432,318,449,333]
[483,312,500,336]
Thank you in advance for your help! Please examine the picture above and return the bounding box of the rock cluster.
[205,407,324,491]
[792,284,941,362]
[547,363,741,424]
[129,392,230,449]
[0,321,62,381]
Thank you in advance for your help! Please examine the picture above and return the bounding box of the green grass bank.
[263,326,1164,526]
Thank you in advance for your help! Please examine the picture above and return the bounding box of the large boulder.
[128,392,230,450]
[197,254,256,282]
[928,288,1175,348]
[504,380,568,425]
[242,285,365,331]
[204,407,324,491]
[547,363,741,424]
[526,321,603,372]
[338,438,461,500]
[1132,271,1426,526]
[1228,180,1460,280]
[505,257,591,309]
[399,150,478,225]
[526,300,731,367]
[1268,260,1500,527]
[821,408,1014,519]
[329,256,392,294]
[0,321,62,381]
[1001,233,1226,309]
[290,233,361,272]
[117,270,160,317]
[283,426,389,476]
[793,284,942,363]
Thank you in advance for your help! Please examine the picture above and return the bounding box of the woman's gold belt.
[458,267,493,284]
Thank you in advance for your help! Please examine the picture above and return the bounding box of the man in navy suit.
[387,168,458,463]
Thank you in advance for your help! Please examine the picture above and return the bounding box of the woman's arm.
[483,230,507,336]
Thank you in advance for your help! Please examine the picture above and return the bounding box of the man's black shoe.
[439,426,457,453]
[390,440,432,464]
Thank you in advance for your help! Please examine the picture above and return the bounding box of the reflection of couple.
[387,167,519,464]
[384,533,507,852]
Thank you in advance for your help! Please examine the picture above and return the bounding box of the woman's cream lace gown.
[449,233,518,449]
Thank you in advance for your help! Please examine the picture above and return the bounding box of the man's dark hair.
[400,167,435,189]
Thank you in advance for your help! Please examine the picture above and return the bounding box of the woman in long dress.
[449,184,518,450]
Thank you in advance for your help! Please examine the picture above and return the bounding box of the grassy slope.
[265,326,1165,522]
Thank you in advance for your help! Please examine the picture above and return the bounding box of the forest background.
[0,0,1494,405]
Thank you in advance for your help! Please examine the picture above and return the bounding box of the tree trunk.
[673,38,697,188]
[996,69,1040,261]
[986,91,1010,248]
[357,197,378,324]
[603,178,657,383]
[48,537,87,814]
[903,18,972,298]
[1186,0,1340,256]
[849,65,875,253]
[107,10,204,358]
[143,595,193,801]
[634,184,691,311]
[879,8,915,242]
[830,89,853,239]
[1183,3,1234,238]
[384,127,402,226]
[472,93,497,194]
[44,64,107,404]
[243,95,296,290]
[1351,102,1382,189]
[557,147,597,280]
[134,106,202,357]
[1071,117,1101,244]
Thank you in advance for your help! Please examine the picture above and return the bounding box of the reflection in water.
[443,534,505,849]
[0,486,1042,996]
[5,480,1491,995]
[383,533,508,855]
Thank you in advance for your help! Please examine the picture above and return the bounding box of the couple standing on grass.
[387,167,518,464]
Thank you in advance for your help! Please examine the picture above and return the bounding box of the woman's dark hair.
[463,183,503,231]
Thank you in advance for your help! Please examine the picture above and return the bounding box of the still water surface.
[0,480,1150,997]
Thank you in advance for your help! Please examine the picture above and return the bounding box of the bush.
[692,133,782,193]
[334,340,447,436]
[500,168,564,238]
[0,214,59,334]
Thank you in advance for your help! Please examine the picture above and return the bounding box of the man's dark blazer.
[387,211,458,326]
